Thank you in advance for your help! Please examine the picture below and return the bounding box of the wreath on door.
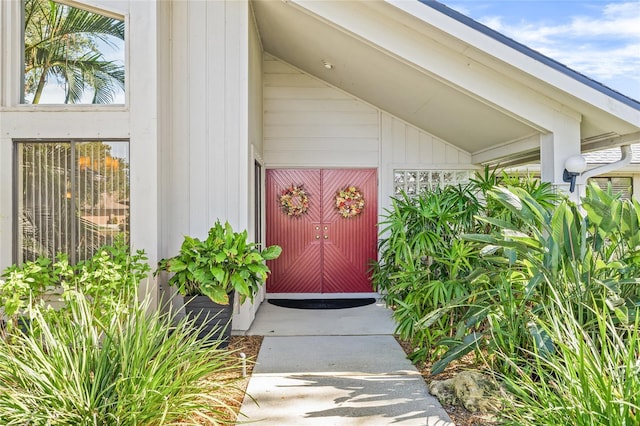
[280,184,310,217]
[335,186,365,218]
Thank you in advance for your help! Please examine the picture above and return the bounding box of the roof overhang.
[252,0,640,165]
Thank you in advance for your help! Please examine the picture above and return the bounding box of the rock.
[428,370,501,413]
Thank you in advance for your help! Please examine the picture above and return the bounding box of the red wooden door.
[266,169,377,293]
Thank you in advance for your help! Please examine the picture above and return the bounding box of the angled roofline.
[419,0,640,111]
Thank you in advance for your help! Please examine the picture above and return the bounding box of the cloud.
[476,2,640,99]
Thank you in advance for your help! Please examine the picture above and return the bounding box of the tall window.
[22,0,125,104]
[15,141,130,264]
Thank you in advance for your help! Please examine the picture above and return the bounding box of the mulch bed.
[395,338,498,426]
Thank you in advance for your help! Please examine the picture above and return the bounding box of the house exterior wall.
[158,0,253,326]
[263,54,380,168]
[0,0,160,307]
[262,54,474,215]
[232,4,265,331]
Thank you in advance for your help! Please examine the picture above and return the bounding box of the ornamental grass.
[0,288,243,425]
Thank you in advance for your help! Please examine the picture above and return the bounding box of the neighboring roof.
[419,0,640,111]
[584,144,640,164]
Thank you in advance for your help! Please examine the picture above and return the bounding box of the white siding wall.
[263,55,379,167]
[379,112,474,212]
[161,0,249,247]
[263,55,473,215]
[159,0,251,323]
[233,5,264,331]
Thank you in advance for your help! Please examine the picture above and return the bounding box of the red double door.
[266,169,378,293]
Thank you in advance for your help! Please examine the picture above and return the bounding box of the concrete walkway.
[238,299,454,425]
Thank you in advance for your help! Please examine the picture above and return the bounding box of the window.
[394,170,472,195]
[589,176,633,200]
[22,0,125,104]
[15,141,130,264]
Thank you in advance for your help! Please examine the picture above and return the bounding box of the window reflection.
[16,141,130,264]
[22,0,125,104]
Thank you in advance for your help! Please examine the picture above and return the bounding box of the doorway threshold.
[266,292,382,300]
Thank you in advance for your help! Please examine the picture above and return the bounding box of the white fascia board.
[386,0,640,127]
[289,0,576,134]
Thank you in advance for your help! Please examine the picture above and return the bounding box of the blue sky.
[442,0,640,101]
[36,1,639,104]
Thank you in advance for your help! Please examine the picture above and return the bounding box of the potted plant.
[156,220,281,344]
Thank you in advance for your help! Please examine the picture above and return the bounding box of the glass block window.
[589,176,633,200]
[394,170,472,196]
[15,140,130,264]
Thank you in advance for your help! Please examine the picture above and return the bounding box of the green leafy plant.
[0,288,244,425]
[0,238,149,326]
[156,220,282,305]
[373,168,560,365]
[426,182,639,376]
[497,294,640,426]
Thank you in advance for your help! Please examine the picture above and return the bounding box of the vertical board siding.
[380,111,471,166]
[166,0,250,244]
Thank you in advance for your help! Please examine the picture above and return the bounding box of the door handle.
[324,235,328,239]
[315,235,320,239]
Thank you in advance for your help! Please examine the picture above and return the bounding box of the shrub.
[0,288,243,425]
[497,295,640,426]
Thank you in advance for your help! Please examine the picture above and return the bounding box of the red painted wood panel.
[266,169,322,293]
[266,169,377,293]
[321,169,377,292]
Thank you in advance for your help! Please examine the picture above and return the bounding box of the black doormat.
[268,298,376,310]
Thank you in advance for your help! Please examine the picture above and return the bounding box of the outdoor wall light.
[562,154,587,193]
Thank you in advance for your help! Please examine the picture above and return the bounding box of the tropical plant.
[157,220,282,305]
[437,182,640,374]
[373,168,560,364]
[497,293,640,426]
[23,0,125,104]
[0,288,244,425]
[373,183,482,362]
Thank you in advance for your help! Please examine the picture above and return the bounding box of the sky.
[35,0,639,104]
[441,0,640,101]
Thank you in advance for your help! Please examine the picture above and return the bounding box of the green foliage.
[373,167,560,364]
[498,296,640,426]
[0,289,243,425]
[373,183,482,361]
[0,238,148,323]
[156,220,282,305]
